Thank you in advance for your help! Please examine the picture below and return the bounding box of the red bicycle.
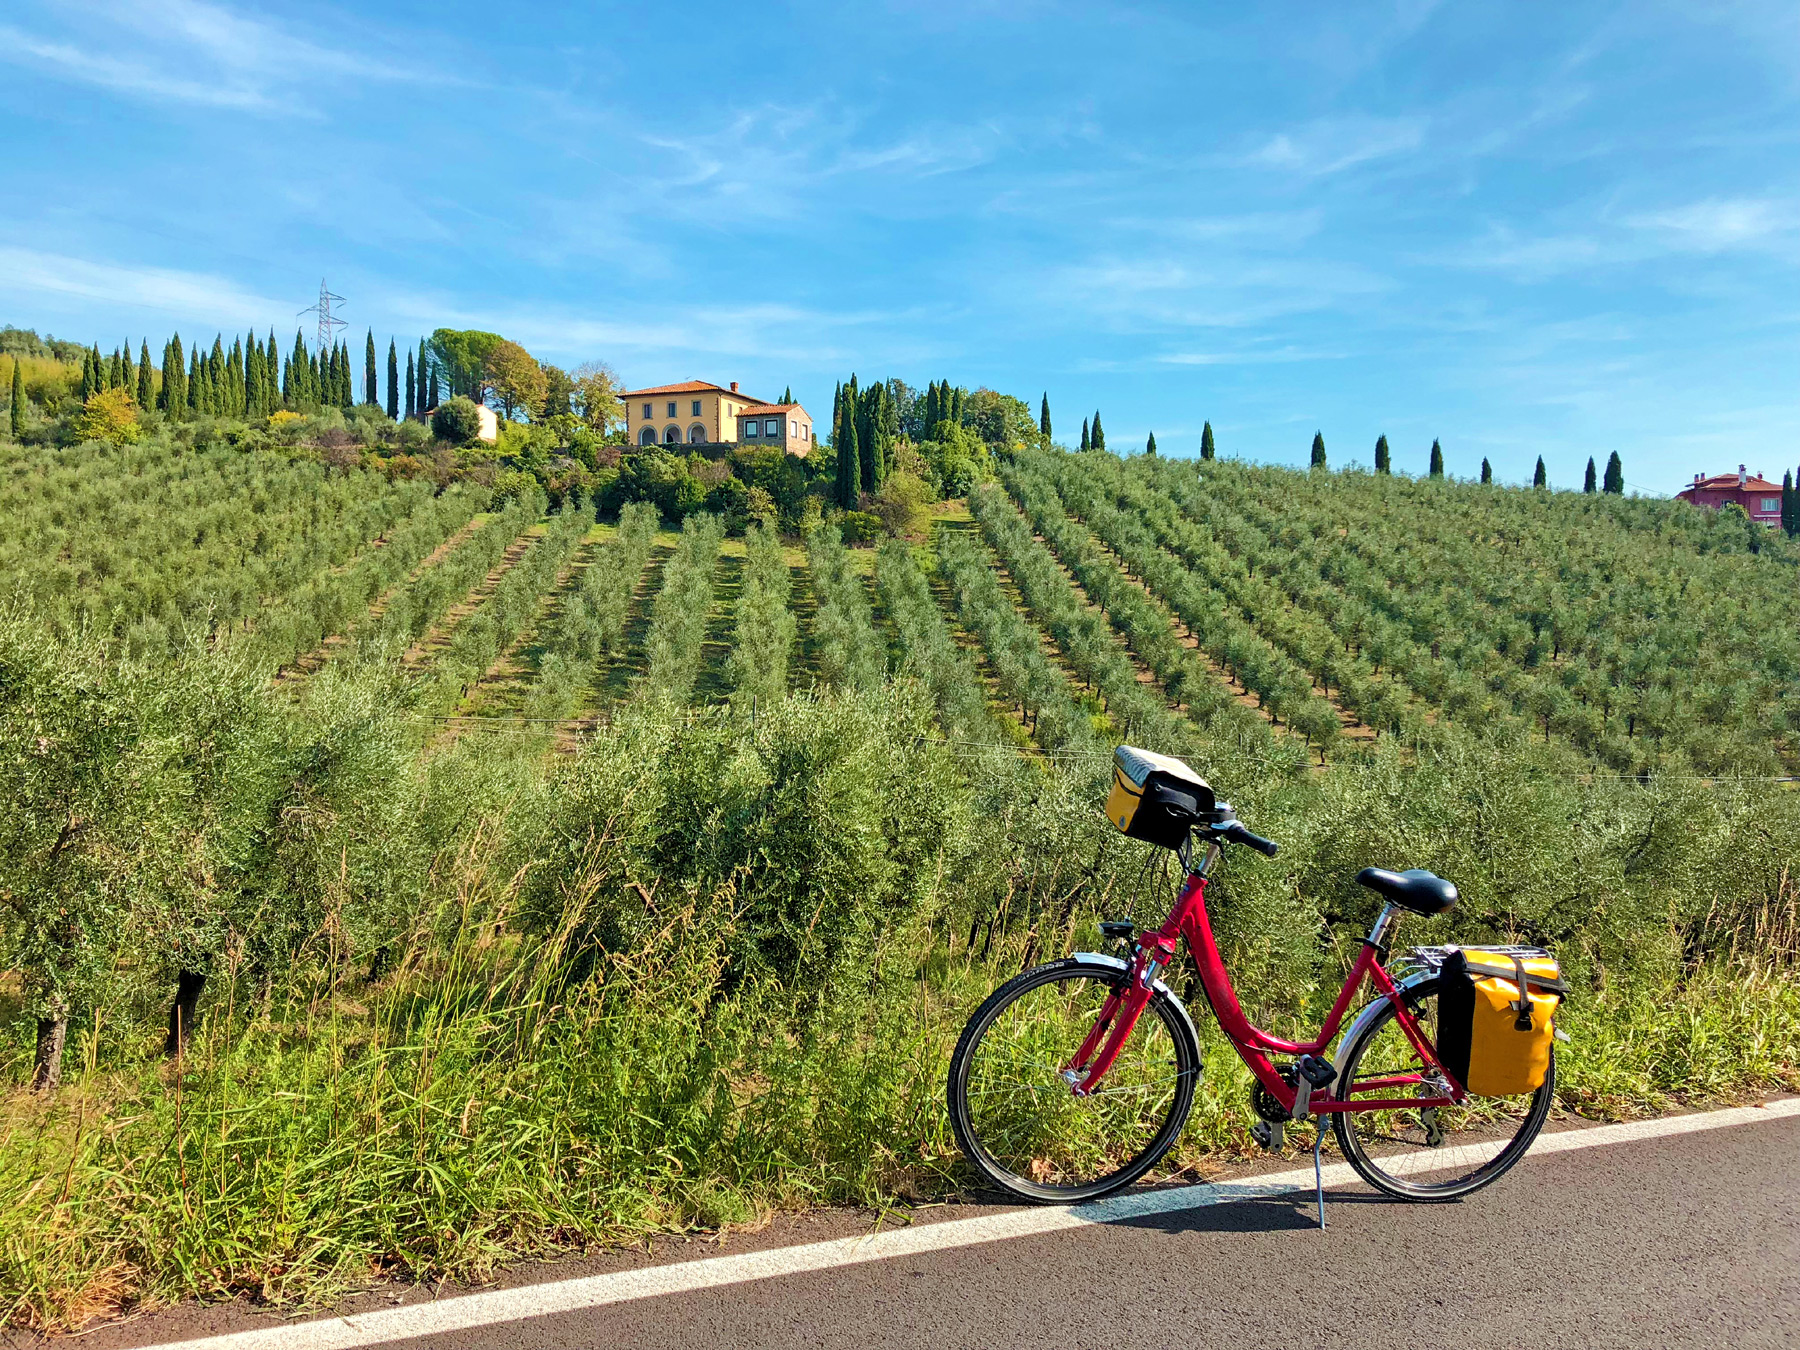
[947,798,1556,1207]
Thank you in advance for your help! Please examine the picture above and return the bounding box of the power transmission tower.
[298,278,347,354]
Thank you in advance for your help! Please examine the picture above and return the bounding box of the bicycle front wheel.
[948,957,1199,1203]
[1332,976,1555,1200]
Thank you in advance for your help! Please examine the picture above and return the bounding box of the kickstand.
[1311,1123,1327,1230]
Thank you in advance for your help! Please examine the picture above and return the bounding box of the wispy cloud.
[625,102,1000,220]
[0,0,418,114]
[1154,346,1345,366]
[0,246,290,328]
[1625,197,1794,253]
[1240,115,1426,177]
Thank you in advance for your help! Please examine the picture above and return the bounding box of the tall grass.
[1,684,1796,1330]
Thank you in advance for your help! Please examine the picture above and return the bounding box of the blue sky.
[1,1,1795,492]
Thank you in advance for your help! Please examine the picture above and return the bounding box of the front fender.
[1070,951,1203,1065]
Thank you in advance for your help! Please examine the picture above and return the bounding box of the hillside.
[1,431,1796,1329]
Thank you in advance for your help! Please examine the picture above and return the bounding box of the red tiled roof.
[1681,473,1783,494]
[735,402,807,416]
[621,380,763,401]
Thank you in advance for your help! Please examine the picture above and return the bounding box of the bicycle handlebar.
[1216,821,1280,857]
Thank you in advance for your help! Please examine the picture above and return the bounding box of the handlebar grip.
[1222,822,1279,857]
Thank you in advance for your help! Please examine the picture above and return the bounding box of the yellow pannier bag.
[1105,746,1216,850]
[1437,947,1565,1097]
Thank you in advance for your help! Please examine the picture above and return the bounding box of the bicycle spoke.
[951,964,1195,1201]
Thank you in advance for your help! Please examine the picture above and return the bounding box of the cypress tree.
[251,332,269,416]
[138,340,154,409]
[418,339,431,410]
[405,352,417,419]
[1374,434,1390,474]
[163,335,186,414]
[1040,393,1051,442]
[188,348,203,413]
[267,329,280,407]
[10,358,24,438]
[342,341,355,406]
[109,348,124,391]
[1583,457,1597,493]
[1533,456,1547,489]
[781,385,793,405]
[224,337,241,417]
[1080,418,1090,453]
[287,331,305,406]
[429,364,439,410]
[1603,451,1624,495]
[1090,410,1104,452]
[208,336,226,415]
[79,347,96,402]
[1782,471,1795,537]
[835,381,860,508]
[121,343,135,399]
[1310,431,1327,470]
[1429,438,1444,478]
[387,340,400,419]
[859,383,881,494]
[364,330,378,406]
[1201,421,1215,461]
[1145,431,1157,456]
[1481,458,1493,484]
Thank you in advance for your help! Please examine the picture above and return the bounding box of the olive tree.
[0,617,145,1089]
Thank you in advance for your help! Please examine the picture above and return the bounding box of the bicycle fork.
[1061,942,1171,1095]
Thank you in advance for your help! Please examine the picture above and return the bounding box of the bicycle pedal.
[1250,1120,1284,1152]
[1297,1054,1336,1089]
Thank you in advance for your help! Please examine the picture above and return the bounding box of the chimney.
[730,381,738,393]
[1739,464,1748,488]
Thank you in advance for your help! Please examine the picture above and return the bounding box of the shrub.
[432,396,486,445]
[74,388,140,446]
[838,510,882,544]
[868,469,931,538]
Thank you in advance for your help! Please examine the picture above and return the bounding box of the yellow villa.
[623,379,813,454]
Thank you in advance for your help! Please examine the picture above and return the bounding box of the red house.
[1675,465,1784,527]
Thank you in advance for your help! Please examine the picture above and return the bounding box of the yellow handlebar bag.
[1105,746,1215,850]
[1436,947,1564,1097]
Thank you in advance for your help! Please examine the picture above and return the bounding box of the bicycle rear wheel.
[947,956,1199,1203]
[1332,976,1554,1200]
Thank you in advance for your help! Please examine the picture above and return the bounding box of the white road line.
[144,1098,1800,1350]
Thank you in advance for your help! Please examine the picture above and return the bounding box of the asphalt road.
[62,1104,1800,1350]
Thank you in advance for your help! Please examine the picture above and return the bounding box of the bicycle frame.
[1066,852,1463,1117]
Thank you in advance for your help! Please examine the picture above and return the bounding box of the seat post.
[1366,902,1401,953]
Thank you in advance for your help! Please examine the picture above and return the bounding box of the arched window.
[664,425,681,444]
[639,426,658,446]
[689,424,707,444]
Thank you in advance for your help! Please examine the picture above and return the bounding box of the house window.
[692,399,702,416]
[790,420,798,438]
[744,420,759,437]
[643,403,653,420]
[667,401,677,417]
[765,418,779,437]
[1763,498,1780,512]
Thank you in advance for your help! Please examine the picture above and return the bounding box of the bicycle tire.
[947,956,1200,1204]
[1332,975,1555,1201]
